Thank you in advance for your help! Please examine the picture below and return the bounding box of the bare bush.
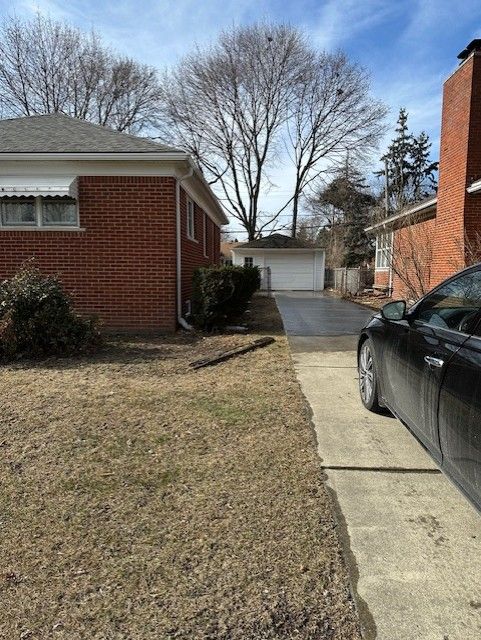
[388,214,433,301]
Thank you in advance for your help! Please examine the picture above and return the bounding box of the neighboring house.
[232,233,325,291]
[0,113,227,331]
[367,39,481,300]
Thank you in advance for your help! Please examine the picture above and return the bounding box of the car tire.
[359,338,382,413]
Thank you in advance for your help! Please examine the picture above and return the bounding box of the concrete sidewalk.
[289,333,481,640]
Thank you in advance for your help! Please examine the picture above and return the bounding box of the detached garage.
[232,233,325,291]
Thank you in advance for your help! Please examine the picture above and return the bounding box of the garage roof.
[236,233,313,249]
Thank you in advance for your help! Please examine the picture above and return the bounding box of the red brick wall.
[379,51,481,299]
[374,269,390,289]
[0,175,225,329]
[180,187,221,314]
[431,52,481,286]
[0,176,221,331]
[391,217,436,300]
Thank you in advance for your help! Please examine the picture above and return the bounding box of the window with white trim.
[244,256,254,267]
[375,231,392,269]
[187,199,195,239]
[0,196,78,228]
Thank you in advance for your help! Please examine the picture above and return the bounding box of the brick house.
[0,114,227,331]
[367,40,481,300]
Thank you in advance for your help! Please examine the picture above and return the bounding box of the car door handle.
[424,355,445,368]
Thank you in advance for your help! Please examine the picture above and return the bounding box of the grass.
[1,295,360,639]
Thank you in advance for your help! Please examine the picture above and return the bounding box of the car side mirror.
[381,300,407,321]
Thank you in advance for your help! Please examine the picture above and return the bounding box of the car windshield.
[416,270,481,332]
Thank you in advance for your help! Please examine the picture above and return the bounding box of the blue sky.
[2,0,481,231]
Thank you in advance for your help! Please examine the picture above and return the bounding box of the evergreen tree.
[312,162,375,267]
[378,108,438,213]
[411,131,438,200]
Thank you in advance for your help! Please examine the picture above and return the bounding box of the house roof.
[365,196,437,233]
[0,113,229,226]
[235,233,313,249]
[0,113,181,154]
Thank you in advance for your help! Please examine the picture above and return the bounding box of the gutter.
[467,179,481,194]
[186,157,229,225]
[365,196,437,233]
[0,151,188,161]
[176,167,194,330]
[0,151,229,227]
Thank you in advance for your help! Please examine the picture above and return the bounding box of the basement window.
[0,196,79,228]
[375,231,392,269]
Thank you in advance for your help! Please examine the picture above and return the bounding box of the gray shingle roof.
[0,113,182,153]
[236,233,312,249]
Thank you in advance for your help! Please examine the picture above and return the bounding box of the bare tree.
[159,23,386,240]
[0,14,161,132]
[159,23,307,240]
[287,52,386,236]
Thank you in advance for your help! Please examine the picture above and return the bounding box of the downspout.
[176,165,194,330]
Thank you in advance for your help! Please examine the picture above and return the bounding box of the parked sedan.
[358,264,481,511]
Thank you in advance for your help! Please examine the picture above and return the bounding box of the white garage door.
[266,254,315,290]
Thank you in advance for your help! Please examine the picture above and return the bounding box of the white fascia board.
[467,179,481,194]
[0,153,228,227]
[233,248,323,254]
[365,197,437,233]
[182,164,228,226]
[0,152,188,161]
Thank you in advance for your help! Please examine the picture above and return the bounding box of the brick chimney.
[431,40,481,285]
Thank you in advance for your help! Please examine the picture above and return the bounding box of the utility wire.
[222,219,369,234]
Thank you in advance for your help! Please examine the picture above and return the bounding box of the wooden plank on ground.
[190,337,275,370]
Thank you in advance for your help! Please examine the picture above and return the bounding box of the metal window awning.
[0,176,78,198]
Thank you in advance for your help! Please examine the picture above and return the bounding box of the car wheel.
[359,339,382,413]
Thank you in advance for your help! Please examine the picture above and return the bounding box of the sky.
[1,0,481,235]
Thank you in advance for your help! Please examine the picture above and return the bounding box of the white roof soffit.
[467,179,481,194]
[365,196,437,233]
[0,176,77,198]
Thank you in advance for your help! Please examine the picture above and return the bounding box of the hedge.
[191,265,261,330]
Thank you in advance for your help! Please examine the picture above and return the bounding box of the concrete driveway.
[275,291,481,640]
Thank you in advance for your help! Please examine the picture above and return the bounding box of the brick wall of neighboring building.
[0,176,222,331]
[391,217,437,300]
[430,55,476,285]
[374,269,390,289]
[374,48,481,298]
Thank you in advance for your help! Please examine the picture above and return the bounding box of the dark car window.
[415,270,481,333]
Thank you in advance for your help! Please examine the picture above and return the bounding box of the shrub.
[191,265,261,330]
[0,262,101,360]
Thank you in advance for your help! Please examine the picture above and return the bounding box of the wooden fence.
[324,267,374,295]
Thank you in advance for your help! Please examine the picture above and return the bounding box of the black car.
[358,264,481,511]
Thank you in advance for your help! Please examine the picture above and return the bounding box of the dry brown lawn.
[1,295,360,640]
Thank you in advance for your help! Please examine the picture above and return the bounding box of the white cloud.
[313,0,401,50]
